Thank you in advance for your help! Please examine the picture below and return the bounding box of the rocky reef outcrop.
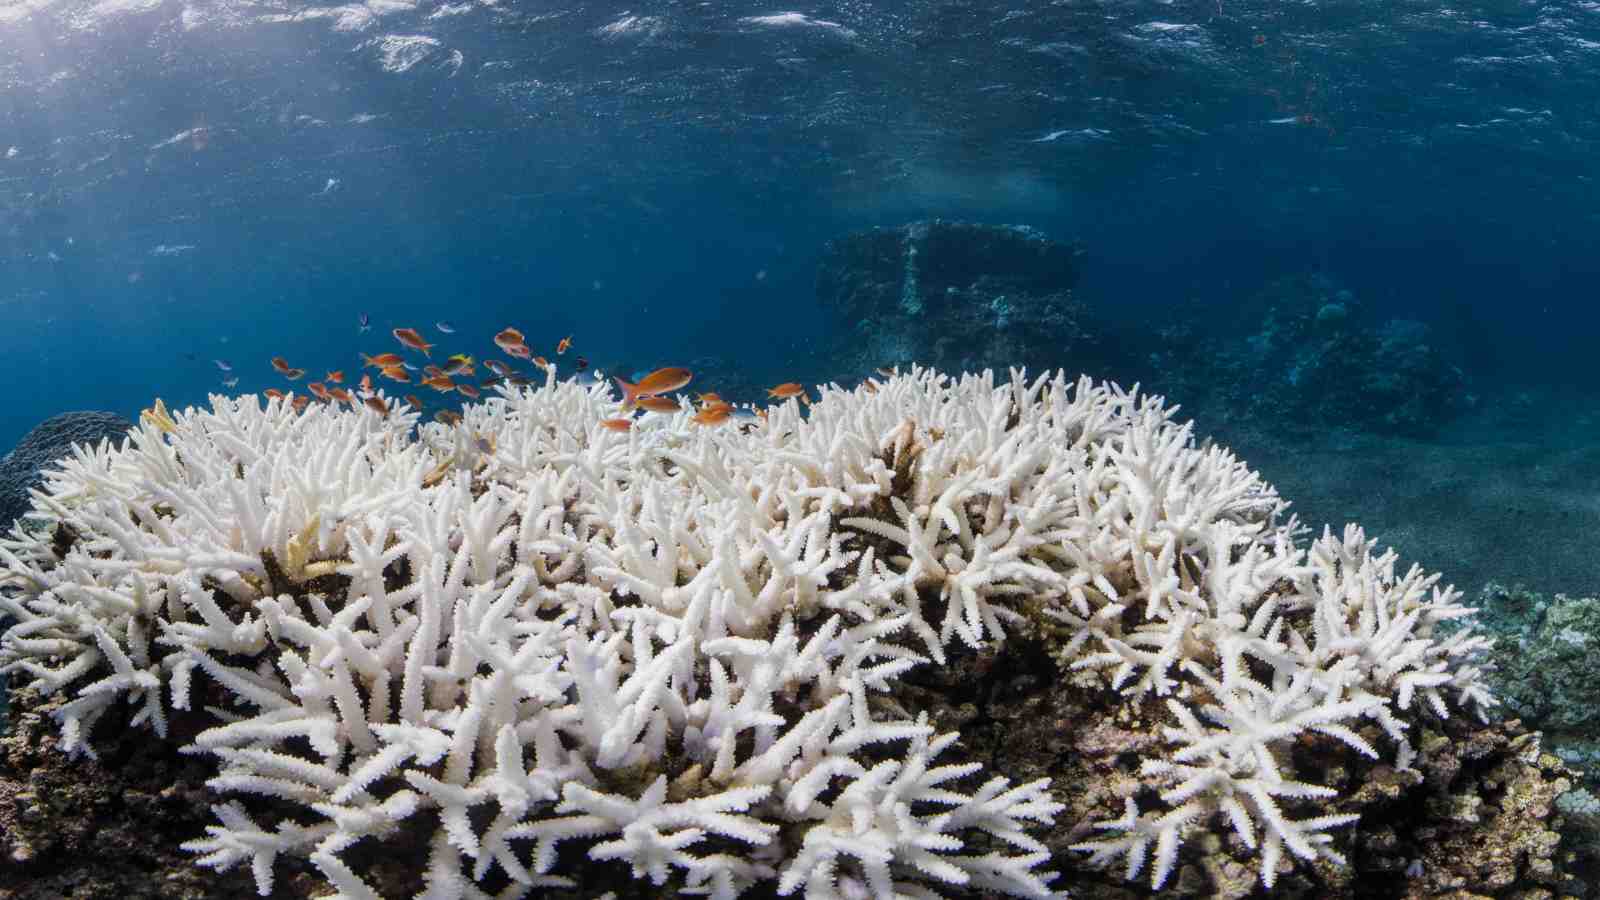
[816,220,1099,379]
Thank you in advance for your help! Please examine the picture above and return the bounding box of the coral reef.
[0,410,131,533]
[1152,274,1472,436]
[1471,583,1600,783]
[816,220,1096,379]
[0,369,1516,897]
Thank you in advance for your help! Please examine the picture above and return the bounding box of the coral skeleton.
[0,367,1495,896]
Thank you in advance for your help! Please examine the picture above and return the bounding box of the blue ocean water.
[2,0,1598,590]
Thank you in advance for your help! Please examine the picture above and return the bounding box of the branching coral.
[0,366,1495,896]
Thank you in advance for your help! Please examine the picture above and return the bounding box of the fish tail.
[615,376,640,410]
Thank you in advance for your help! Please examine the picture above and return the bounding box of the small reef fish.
[575,356,589,371]
[456,384,480,399]
[484,359,513,377]
[532,356,550,369]
[599,417,632,432]
[326,370,343,384]
[359,374,373,392]
[380,366,411,383]
[615,367,693,409]
[213,359,232,372]
[421,374,455,392]
[493,327,525,352]
[359,312,371,333]
[557,336,572,355]
[362,353,405,368]
[330,387,353,405]
[364,396,389,415]
[271,357,292,373]
[393,327,433,357]
[875,367,896,378]
[434,410,462,426]
[264,388,285,400]
[221,376,239,388]
[697,392,724,405]
[283,368,306,381]
[292,396,311,412]
[636,396,680,413]
[405,394,423,409]
[435,321,456,334]
[691,406,732,426]
[307,382,331,402]
[767,382,806,399]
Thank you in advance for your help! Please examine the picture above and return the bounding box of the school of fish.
[240,318,820,430]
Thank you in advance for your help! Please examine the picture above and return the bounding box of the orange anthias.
[362,353,405,369]
[271,357,292,373]
[767,382,806,399]
[615,367,693,409]
[326,370,344,384]
[494,328,525,351]
[393,327,433,357]
[557,335,572,355]
[636,396,680,413]
[691,406,732,426]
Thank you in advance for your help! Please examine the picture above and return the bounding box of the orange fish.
[307,382,331,402]
[875,368,896,378]
[456,384,480,399]
[330,387,354,405]
[421,374,455,392]
[264,388,285,400]
[393,328,432,357]
[636,396,681,413]
[423,365,445,378]
[271,357,292,373]
[364,396,389,415]
[291,395,312,412]
[434,410,462,426]
[284,368,307,381]
[532,356,550,369]
[599,417,633,432]
[494,328,525,351]
[691,407,731,426]
[380,366,411,383]
[362,353,405,369]
[697,392,723,405]
[405,394,423,409]
[616,367,693,409]
[359,374,373,392]
[767,383,806,399]
[484,359,513,377]
[557,336,572,355]
[326,370,344,384]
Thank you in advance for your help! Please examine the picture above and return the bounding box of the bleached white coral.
[0,366,1495,896]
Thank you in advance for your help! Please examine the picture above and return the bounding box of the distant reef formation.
[0,411,132,533]
[816,219,1106,379]
[1152,272,1474,436]
[817,223,1471,436]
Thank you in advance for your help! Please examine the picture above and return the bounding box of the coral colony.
[0,367,1495,897]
